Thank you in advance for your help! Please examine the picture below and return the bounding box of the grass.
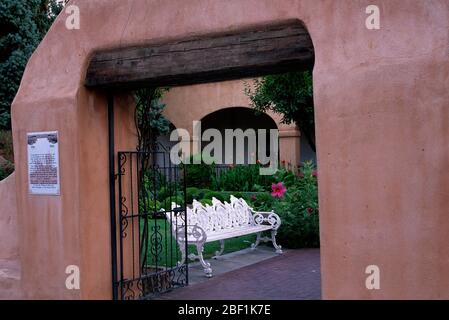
[141,219,256,268]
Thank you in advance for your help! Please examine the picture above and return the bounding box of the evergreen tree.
[0,0,63,129]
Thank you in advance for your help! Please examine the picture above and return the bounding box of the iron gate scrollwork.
[114,145,188,300]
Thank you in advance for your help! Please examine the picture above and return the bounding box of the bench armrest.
[252,211,282,230]
[174,224,207,244]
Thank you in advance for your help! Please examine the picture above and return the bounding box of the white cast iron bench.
[165,195,282,277]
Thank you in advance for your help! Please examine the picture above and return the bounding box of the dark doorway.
[201,107,278,165]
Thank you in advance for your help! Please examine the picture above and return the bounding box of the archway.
[6,0,446,300]
[93,19,315,299]
[200,107,278,165]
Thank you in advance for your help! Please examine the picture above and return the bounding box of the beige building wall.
[162,79,302,167]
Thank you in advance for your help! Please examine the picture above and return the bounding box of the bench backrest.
[165,196,255,235]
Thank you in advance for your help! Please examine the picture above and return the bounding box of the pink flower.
[312,170,318,178]
[307,208,315,215]
[271,182,287,198]
[251,195,257,201]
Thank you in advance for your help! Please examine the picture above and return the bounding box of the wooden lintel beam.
[85,20,314,89]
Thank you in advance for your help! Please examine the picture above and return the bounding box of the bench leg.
[271,230,283,254]
[251,232,262,250]
[196,243,213,278]
[178,241,187,266]
[213,240,225,259]
[187,253,199,261]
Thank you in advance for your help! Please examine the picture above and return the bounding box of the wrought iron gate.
[113,147,188,299]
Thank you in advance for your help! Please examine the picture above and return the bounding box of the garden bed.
[145,161,320,253]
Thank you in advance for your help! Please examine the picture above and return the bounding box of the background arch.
[200,106,278,165]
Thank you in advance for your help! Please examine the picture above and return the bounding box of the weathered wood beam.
[85,20,314,89]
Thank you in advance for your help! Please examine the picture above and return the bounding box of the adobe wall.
[8,0,449,299]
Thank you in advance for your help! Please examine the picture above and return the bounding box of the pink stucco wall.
[0,173,22,299]
[0,173,18,260]
[7,0,449,299]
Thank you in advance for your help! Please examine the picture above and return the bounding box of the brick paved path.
[160,249,321,300]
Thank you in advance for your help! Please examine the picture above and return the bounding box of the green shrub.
[212,164,274,192]
[186,187,199,203]
[186,188,262,205]
[217,192,231,203]
[186,187,210,203]
[185,163,213,188]
[250,192,276,212]
[252,184,266,192]
[139,169,187,211]
[182,155,215,189]
[186,187,200,194]
[273,189,319,248]
[203,191,225,202]
[140,199,162,212]
[199,198,213,206]
[156,183,182,202]
[272,161,319,248]
[273,168,297,188]
[186,188,229,204]
[142,169,166,194]
[218,191,261,204]
[232,192,244,199]
[243,161,319,248]
[162,195,184,209]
